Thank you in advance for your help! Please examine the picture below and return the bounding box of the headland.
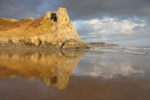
[0,7,89,49]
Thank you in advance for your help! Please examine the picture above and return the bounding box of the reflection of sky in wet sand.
[73,52,150,79]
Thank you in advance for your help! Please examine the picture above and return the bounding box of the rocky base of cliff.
[0,37,90,49]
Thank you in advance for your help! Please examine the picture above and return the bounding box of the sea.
[93,46,150,55]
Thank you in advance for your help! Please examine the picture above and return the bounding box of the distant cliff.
[87,42,119,47]
[0,7,89,49]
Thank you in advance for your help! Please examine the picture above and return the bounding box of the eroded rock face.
[42,11,56,19]
[0,7,89,49]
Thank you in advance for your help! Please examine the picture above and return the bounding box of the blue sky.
[0,0,150,47]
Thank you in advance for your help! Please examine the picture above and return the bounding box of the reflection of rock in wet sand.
[0,50,84,89]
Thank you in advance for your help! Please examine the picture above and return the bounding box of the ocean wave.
[93,47,150,55]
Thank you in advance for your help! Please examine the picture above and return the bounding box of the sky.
[0,0,150,47]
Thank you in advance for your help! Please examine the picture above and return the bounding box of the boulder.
[27,17,34,20]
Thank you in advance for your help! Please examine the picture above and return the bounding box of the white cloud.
[72,17,150,47]
[75,17,148,35]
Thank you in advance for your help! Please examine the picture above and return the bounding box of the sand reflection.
[74,52,150,79]
[0,50,84,89]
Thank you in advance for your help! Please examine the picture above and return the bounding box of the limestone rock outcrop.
[27,17,34,20]
[0,7,89,49]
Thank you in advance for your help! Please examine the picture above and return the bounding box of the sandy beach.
[0,48,150,100]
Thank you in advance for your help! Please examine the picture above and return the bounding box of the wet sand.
[0,49,150,100]
[0,76,150,100]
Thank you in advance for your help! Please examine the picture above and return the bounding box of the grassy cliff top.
[0,17,56,37]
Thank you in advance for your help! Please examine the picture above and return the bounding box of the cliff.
[0,7,89,49]
[87,42,119,47]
